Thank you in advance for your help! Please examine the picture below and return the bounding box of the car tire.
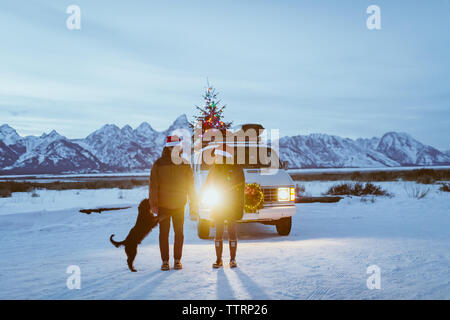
[198,219,210,239]
[276,217,292,236]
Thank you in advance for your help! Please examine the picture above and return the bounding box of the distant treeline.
[290,168,450,183]
[0,178,148,197]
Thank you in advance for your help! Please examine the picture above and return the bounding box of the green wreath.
[244,183,265,213]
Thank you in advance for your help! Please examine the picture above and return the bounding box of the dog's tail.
[110,234,125,248]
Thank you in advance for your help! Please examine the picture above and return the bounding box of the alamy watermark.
[366,265,381,290]
[366,5,381,30]
[167,122,281,175]
[66,5,81,30]
[66,265,81,290]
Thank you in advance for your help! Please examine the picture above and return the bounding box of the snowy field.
[0,182,449,299]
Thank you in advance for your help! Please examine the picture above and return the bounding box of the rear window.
[199,146,280,170]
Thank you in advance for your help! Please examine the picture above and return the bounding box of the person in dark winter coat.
[202,144,245,268]
[150,135,198,271]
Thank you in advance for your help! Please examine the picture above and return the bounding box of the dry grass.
[324,182,391,197]
[0,188,12,198]
[290,168,450,183]
[439,183,450,192]
[403,184,430,199]
[0,178,148,196]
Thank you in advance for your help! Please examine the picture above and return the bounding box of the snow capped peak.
[49,129,61,137]
[40,130,65,141]
[380,132,417,144]
[174,113,189,124]
[32,130,66,153]
[355,136,380,150]
[134,122,158,142]
[135,122,155,133]
[0,124,14,131]
[121,124,133,133]
[372,131,448,166]
[0,124,21,145]
[165,114,191,135]
[100,124,120,132]
[86,124,120,140]
[120,125,134,140]
[375,132,427,165]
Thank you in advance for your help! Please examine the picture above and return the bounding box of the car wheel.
[198,219,210,239]
[276,217,292,236]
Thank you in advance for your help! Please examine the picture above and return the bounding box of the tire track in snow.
[305,287,331,300]
[305,271,346,300]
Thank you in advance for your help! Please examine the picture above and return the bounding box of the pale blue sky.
[0,0,449,149]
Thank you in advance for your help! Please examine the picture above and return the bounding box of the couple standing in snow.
[149,135,245,271]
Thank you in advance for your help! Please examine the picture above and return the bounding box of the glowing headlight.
[278,187,295,202]
[201,188,221,207]
[278,188,290,201]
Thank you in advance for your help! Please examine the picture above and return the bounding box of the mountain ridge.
[1,116,449,173]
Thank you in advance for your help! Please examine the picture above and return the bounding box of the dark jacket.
[149,149,197,213]
[203,164,245,221]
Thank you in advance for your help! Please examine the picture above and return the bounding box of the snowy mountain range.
[279,132,450,168]
[1,115,449,174]
[0,115,192,174]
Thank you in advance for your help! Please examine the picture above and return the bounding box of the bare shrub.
[439,183,450,192]
[324,182,391,197]
[295,183,306,196]
[360,196,376,203]
[0,188,12,198]
[416,175,436,184]
[403,184,430,199]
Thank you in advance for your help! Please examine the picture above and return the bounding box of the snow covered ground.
[0,182,449,299]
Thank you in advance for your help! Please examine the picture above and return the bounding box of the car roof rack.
[231,123,265,135]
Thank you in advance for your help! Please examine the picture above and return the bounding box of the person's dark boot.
[229,240,237,268]
[161,261,170,271]
[174,259,182,270]
[213,240,223,268]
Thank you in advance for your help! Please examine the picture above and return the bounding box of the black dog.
[110,198,159,272]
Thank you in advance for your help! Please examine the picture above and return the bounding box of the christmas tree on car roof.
[191,84,232,135]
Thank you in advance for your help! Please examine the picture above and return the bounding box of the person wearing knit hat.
[202,144,245,268]
[165,135,183,147]
[150,135,198,271]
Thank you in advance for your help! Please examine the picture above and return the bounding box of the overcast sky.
[0,0,449,149]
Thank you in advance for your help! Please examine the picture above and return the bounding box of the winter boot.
[161,261,170,271]
[213,240,223,268]
[174,259,182,270]
[229,240,237,268]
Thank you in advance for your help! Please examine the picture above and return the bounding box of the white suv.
[192,141,297,239]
